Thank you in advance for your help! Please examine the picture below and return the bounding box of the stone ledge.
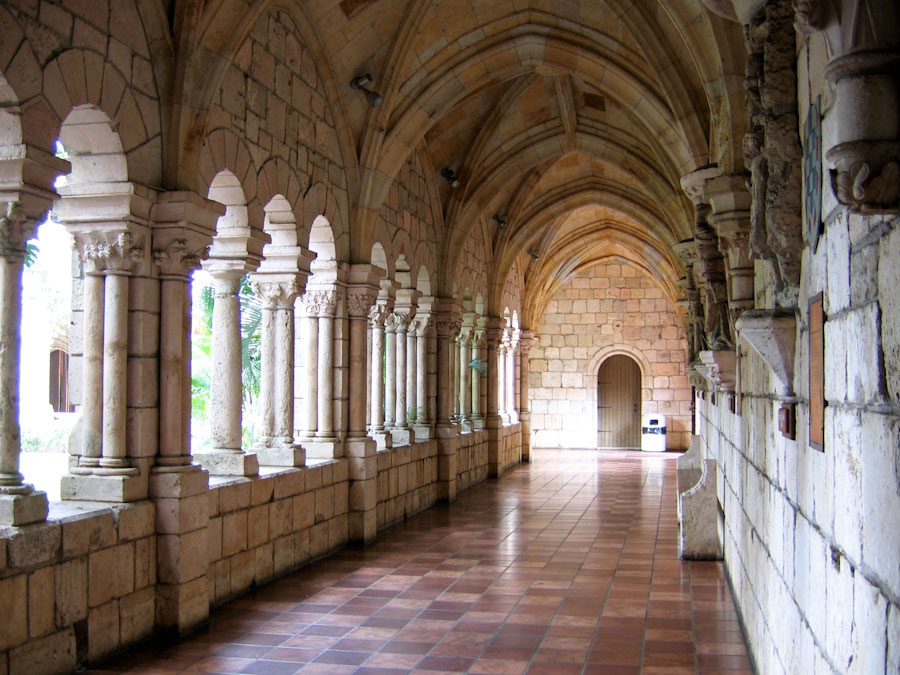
[736,309,797,395]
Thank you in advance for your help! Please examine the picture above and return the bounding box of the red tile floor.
[92,449,753,674]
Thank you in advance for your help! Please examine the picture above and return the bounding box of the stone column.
[483,317,505,477]
[148,191,222,636]
[368,300,391,449]
[384,313,398,431]
[518,330,535,461]
[470,327,484,430]
[345,267,381,543]
[406,324,417,424]
[253,281,305,466]
[193,265,259,476]
[62,230,148,501]
[412,310,433,441]
[458,324,472,430]
[300,299,318,440]
[433,298,461,501]
[315,291,338,441]
[506,330,519,424]
[497,340,508,424]
[0,203,48,525]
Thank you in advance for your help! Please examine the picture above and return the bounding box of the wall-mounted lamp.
[441,168,460,188]
[350,74,382,107]
[493,214,508,228]
[528,249,540,261]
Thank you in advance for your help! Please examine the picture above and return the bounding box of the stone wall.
[456,431,489,492]
[699,17,900,674]
[375,441,439,530]
[529,262,690,450]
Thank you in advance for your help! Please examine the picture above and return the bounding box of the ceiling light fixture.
[528,249,541,261]
[493,214,508,228]
[350,74,382,107]
[441,168,461,188]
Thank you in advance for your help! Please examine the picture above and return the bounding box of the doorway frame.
[588,345,653,448]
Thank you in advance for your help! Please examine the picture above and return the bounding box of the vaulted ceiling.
[178,0,748,323]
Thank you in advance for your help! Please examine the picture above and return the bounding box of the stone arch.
[416,265,432,297]
[261,194,300,249]
[41,48,160,186]
[303,182,348,261]
[199,128,263,231]
[58,105,129,188]
[370,241,392,279]
[587,344,654,394]
[257,158,303,228]
[308,214,336,263]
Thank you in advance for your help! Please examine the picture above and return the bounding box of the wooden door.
[597,355,641,448]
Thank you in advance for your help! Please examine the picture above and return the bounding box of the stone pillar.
[384,313,398,429]
[300,303,318,440]
[62,229,149,501]
[497,340,508,424]
[345,266,381,542]
[368,297,392,449]
[412,313,432,440]
[253,281,306,466]
[518,330,535,461]
[470,327,484,430]
[316,292,338,440]
[433,298,461,501]
[458,323,472,431]
[0,204,48,525]
[391,292,416,446]
[193,265,259,476]
[506,330,519,424]
[406,324,417,424]
[483,317,505,477]
[147,192,222,635]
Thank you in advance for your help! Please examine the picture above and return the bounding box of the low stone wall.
[499,424,523,475]
[206,460,349,608]
[456,430,488,490]
[375,441,439,530]
[0,502,157,673]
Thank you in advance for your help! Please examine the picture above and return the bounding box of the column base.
[61,472,146,502]
[156,577,210,636]
[0,487,49,526]
[471,415,484,431]
[302,440,343,460]
[256,444,306,467]
[436,428,458,503]
[412,424,433,441]
[369,431,392,450]
[389,428,411,446]
[192,451,259,477]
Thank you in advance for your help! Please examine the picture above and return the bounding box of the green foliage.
[190,275,263,447]
[468,358,487,375]
[24,241,39,267]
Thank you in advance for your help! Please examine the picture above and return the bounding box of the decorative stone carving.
[735,309,797,395]
[794,0,900,213]
[699,350,738,392]
[0,202,35,259]
[302,289,339,317]
[154,239,206,278]
[694,208,734,350]
[253,280,300,308]
[347,289,377,318]
[744,0,804,292]
[79,231,145,275]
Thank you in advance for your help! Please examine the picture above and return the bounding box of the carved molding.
[253,280,300,308]
[0,202,35,259]
[79,231,144,275]
[153,238,206,278]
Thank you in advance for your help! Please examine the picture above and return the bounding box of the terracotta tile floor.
[92,449,752,674]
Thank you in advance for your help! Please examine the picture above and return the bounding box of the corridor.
[92,450,751,674]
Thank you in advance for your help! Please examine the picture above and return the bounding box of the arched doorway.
[597,354,641,448]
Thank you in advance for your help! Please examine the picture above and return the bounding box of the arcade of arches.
[0,0,898,672]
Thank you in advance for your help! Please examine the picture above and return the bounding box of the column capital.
[384,312,405,333]
[302,288,340,317]
[410,313,431,337]
[518,329,536,355]
[0,201,37,260]
[77,230,146,275]
[153,238,206,279]
[346,286,379,318]
[483,316,506,349]
[252,279,301,308]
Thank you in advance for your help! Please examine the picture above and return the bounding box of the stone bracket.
[735,309,797,395]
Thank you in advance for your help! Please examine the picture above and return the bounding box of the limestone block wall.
[0,502,157,672]
[205,460,349,608]
[375,441,439,530]
[529,262,690,450]
[499,425,523,476]
[456,430,489,491]
[700,26,900,673]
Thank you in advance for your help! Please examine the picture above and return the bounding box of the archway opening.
[597,354,641,449]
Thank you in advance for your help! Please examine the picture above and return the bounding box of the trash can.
[641,414,667,452]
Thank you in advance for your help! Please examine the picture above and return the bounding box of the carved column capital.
[0,202,36,260]
[368,301,389,327]
[253,280,300,309]
[346,287,378,318]
[435,317,461,339]
[153,238,206,279]
[78,231,145,275]
[302,288,339,317]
